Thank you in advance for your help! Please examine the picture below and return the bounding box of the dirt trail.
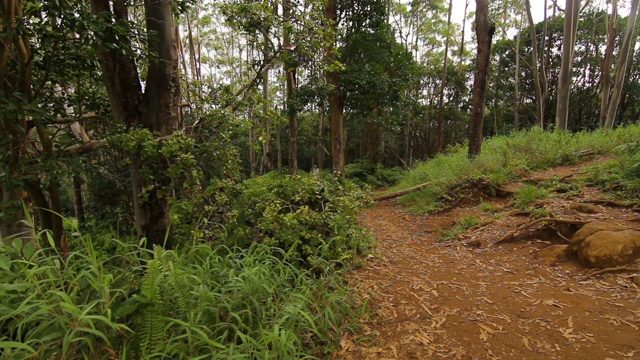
[336,161,640,360]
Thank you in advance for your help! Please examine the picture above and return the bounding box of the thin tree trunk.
[514,11,523,129]
[524,0,544,127]
[249,121,257,175]
[436,0,453,153]
[325,0,345,173]
[459,0,470,58]
[317,104,325,169]
[555,0,580,131]
[599,0,617,128]
[73,176,86,225]
[541,0,550,127]
[277,108,283,172]
[262,34,272,172]
[604,0,638,128]
[284,0,297,175]
[468,0,496,159]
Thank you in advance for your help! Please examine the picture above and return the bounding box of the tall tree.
[555,0,581,131]
[1,0,104,246]
[468,0,496,159]
[524,0,545,127]
[436,0,453,153]
[599,0,618,128]
[91,0,181,247]
[283,0,298,174]
[325,0,345,173]
[604,0,639,128]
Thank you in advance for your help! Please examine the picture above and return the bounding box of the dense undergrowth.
[0,231,359,359]
[0,171,372,359]
[390,125,640,212]
[4,125,640,359]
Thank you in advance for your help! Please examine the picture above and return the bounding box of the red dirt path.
[336,162,640,360]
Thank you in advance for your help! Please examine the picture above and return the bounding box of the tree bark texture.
[436,0,453,154]
[524,0,544,127]
[325,0,345,173]
[284,0,298,175]
[555,0,580,131]
[468,0,495,159]
[604,0,639,129]
[1,0,61,245]
[599,0,617,128]
[92,0,180,248]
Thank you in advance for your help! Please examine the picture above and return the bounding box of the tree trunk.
[555,0,580,131]
[92,0,180,248]
[325,0,345,173]
[317,104,325,169]
[524,0,544,127]
[468,0,495,159]
[283,0,298,175]
[276,121,283,172]
[604,0,639,129]
[541,0,550,127]
[599,0,617,128]
[436,0,453,153]
[262,35,272,173]
[514,11,523,129]
[1,0,60,246]
[73,176,86,225]
[249,121,257,175]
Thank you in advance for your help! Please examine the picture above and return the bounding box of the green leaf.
[0,341,37,354]
[0,254,11,271]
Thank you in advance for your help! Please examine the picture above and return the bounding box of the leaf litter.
[335,161,640,360]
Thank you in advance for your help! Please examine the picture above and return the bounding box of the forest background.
[1,0,640,358]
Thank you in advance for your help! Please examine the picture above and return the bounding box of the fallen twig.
[373,182,431,201]
[588,266,640,277]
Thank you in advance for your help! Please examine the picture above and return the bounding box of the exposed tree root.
[494,218,587,245]
[465,210,530,235]
[582,199,636,208]
[588,266,640,277]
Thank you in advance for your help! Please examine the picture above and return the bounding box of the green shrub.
[345,160,406,187]
[514,183,549,208]
[227,171,372,267]
[0,231,359,359]
[584,142,640,200]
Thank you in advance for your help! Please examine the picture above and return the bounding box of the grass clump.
[389,124,640,212]
[584,142,640,201]
[0,231,359,359]
[514,183,549,208]
[439,215,481,240]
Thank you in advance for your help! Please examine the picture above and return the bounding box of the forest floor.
[335,158,640,360]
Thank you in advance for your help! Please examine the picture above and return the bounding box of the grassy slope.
[388,125,640,212]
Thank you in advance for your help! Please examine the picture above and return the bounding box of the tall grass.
[390,125,640,211]
[0,230,357,359]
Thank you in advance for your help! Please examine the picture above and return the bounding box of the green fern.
[155,248,190,312]
[139,258,165,358]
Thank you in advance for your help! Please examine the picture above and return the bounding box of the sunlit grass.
[389,124,640,212]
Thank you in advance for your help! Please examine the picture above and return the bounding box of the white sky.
[451,1,547,30]
[452,0,633,28]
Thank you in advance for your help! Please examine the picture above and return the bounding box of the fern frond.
[139,258,165,358]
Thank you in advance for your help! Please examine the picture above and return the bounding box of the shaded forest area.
[1,0,640,358]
